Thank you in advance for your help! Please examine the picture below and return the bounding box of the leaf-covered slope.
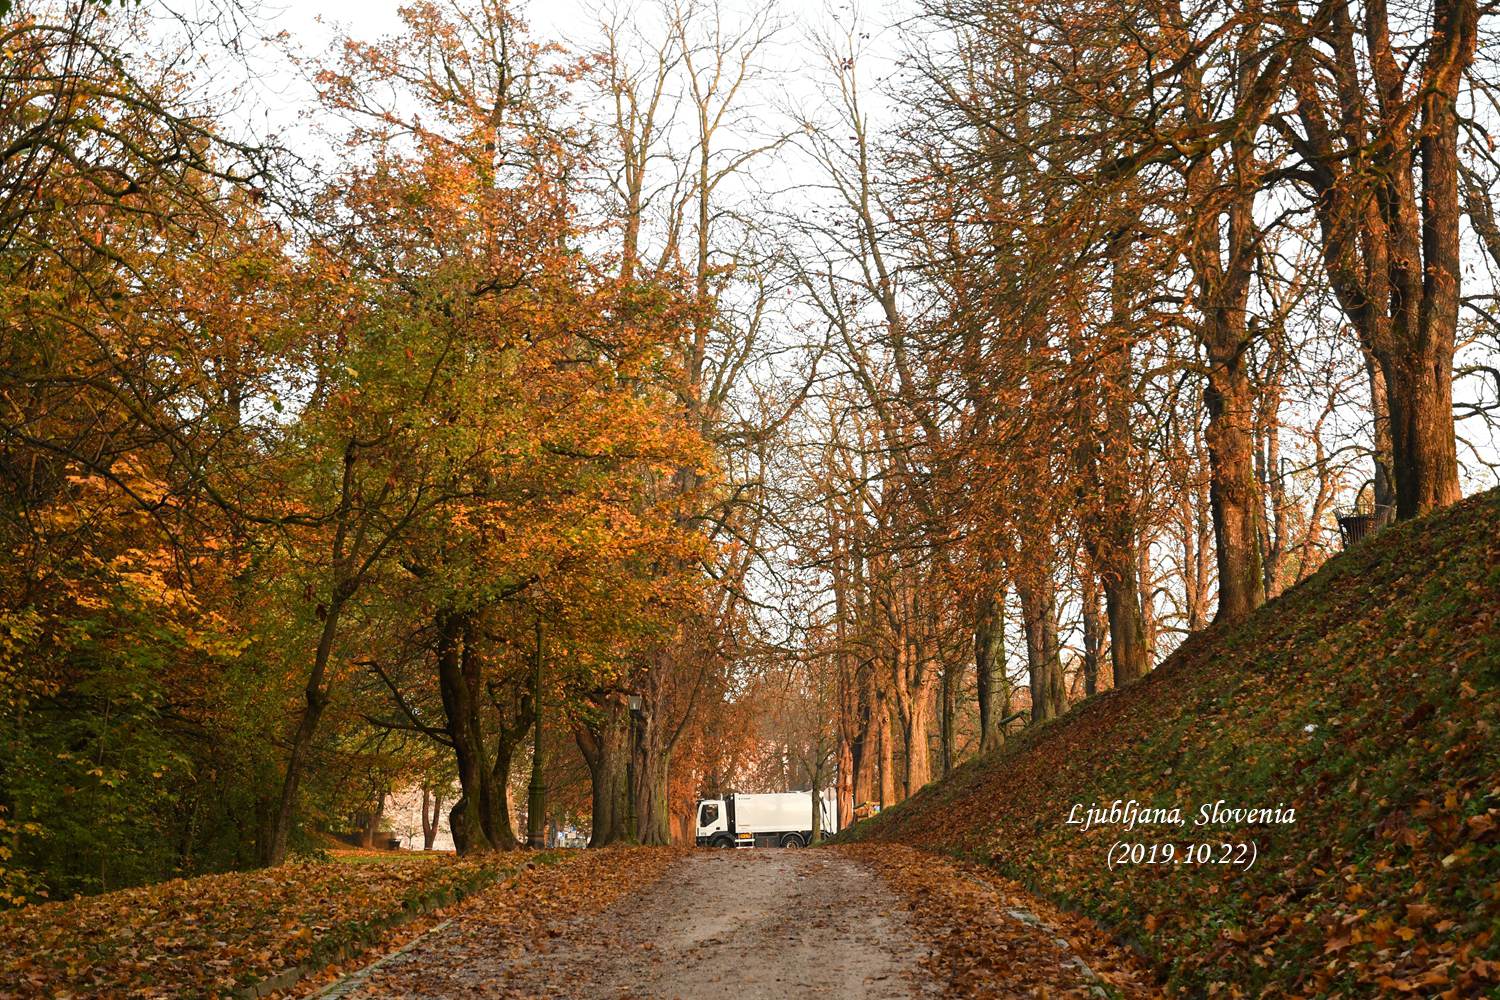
[833,488,1500,998]
[0,852,559,998]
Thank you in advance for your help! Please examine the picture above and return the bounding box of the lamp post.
[625,693,642,843]
[526,619,547,849]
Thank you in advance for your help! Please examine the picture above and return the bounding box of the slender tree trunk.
[1080,570,1103,697]
[526,621,547,849]
[421,787,443,850]
[902,676,933,793]
[939,652,961,777]
[435,612,495,854]
[1366,355,1396,510]
[1095,239,1150,682]
[1178,30,1268,624]
[266,591,347,865]
[876,689,895,808]
[852,660,877,818]
[1138,544,1157,666]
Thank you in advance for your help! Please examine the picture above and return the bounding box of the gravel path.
[336,849,941,999]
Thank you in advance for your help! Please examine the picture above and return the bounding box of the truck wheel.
[710,835,735,848]
[780,833,805,848]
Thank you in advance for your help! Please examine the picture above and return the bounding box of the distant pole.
[526,618,547,849]
[626,693,642,842]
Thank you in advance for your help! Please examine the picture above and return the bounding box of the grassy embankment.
[832,488,1500,998]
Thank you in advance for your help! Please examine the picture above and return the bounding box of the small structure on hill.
[1336,501,1394,548]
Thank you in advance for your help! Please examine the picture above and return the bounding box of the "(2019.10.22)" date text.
[1106,840,1259,871]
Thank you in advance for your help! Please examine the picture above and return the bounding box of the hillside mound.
[832,488,1500,998]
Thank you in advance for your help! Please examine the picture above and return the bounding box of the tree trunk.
[939,652,961,777]
[974,585,1008,752]
[489,739,521,851]
[1080,570,1103,697]
[636,736,671,847]
[1203,358,1266,621]
[1382,343,1462,517]
[890,635,937,796]
[1095,243,1150,682]
[1016,574,1067,722]
[1177,27,1268,625]
[1102,562,1149,686]
[525,621,547,850]
[1366,355,1396,510]
[876,689,895,808]
[851,660,877,818]
[435,612,496,854]
[266,592,345,866]
[421,787,443,850]
[576,697,633,847]
[902,674,932,794]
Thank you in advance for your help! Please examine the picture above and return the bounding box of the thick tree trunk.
[1203,359,1266,622]
[1102,562,1149,686]
[1016,574,1067,722]
[890,635,937,796]
[974,585,1008,752]
[576,698,633,847]
[448,797,473,855]
[636,737,671,847]
[1382,344,1462,518]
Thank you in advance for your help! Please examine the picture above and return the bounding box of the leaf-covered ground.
[832,487,1500,999]
[0,850,562,999]
[846,844,1159,999]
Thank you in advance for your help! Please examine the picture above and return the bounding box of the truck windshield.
[699,803,719,827]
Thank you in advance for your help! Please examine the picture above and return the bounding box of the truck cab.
[694,798,734,847]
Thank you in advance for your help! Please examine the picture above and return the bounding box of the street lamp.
[526,619,547,849]
[625,693,642,842]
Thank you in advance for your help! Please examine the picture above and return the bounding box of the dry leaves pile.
[0,851,552,999]
[844,845,1161,1000]
[834,489,1500,998]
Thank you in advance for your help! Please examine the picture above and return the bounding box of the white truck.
[694,790,837,848]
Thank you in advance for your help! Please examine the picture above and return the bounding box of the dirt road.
[319,847,1157,1000]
